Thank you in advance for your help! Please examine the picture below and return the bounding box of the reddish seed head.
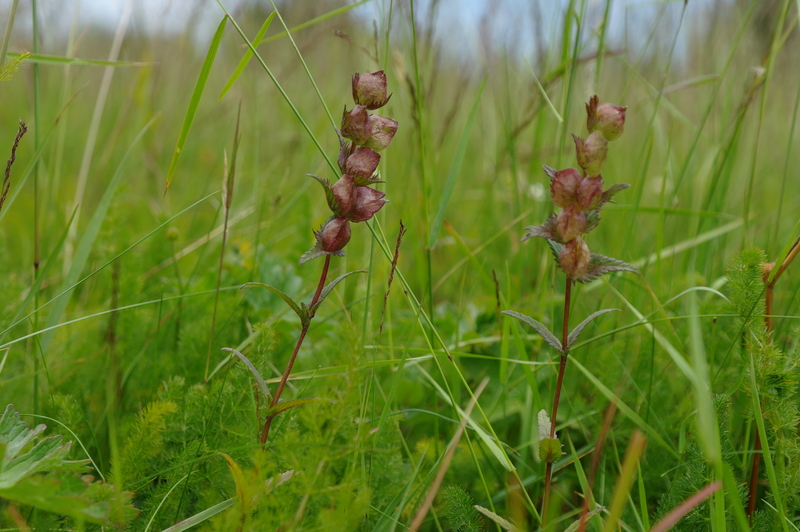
[341,105,372,145]
[352,71,392,110]
[331,175,356,218]
[349,185,387,222]
[577,175,603,210]
[345,146,381,185]
[364,114,398,152]
[559,237,591,281]
[550,168,582,208]
[556,205,586,243]
[319,217,351,252]
[573,131,608,178]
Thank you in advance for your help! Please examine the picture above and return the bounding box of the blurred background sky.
[0,0,740,65]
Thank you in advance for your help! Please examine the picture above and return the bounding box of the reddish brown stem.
[543,278,572,527]
[260,255,331,445]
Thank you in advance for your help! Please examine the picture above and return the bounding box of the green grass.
[1,0,799,530]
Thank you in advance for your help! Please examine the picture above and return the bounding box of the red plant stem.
[542,278,573,527]
[260,254,331,445]
[550,279,572,438]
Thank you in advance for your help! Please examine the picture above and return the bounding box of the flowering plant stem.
[543,278,572,524]
[260,254,331,446]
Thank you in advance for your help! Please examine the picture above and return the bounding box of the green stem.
[0,0,20,70]
[260,254,331,445]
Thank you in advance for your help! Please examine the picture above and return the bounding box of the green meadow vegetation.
[1,0,799,530]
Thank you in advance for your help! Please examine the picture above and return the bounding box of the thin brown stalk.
[747,237,800,519]
[0,119,27,215]
[260,254,331,445]
[543,277,573,527]
[408,378,489,531]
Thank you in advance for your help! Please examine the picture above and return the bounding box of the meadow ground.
[1,1,799,530]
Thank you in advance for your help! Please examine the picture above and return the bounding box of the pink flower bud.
[550,168,582,208]
[556,205,586,242]
[341,105,371,145]
[349,185,387,222]
[577,175,603,210]
[573,131,608,177]
[559,237,591,280]
[345,146,381,185]
[331,175,356,218]
[319,217,351,252]
[364,114,398,152]
[352,71,392,110]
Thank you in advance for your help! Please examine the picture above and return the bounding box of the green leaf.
[473,505,522,532]
[222,348,270,400]
[578,252,639,283]
[0,405,138,525]
[241,282,307,323]
[160,498,235,532]
[218,11,276,100]
[165,16,227,192]
[308,270,368,316]
[501,310,562,352]
[265,398,320,418]
[5,51,147,68]
[566,308,620,350]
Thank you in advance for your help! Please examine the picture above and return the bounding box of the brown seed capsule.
[341,105,372,145]
[349,186,387,222]
[364,114,398,152]
[345,146,381,185]
[559,237,591,280]
[352,71,392,110]
[319,217,351,252]
[550,168,582,208]
[573,131,608,178]
[331,175,356,218]
[577,175,603,210]
[556,206,586,243]
[593,103,626,141]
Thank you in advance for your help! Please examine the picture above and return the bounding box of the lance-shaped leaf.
[566,308,621,350]
[308,269,368,316]
[522,213,558,242]
[543,164,558,182]
[577,252,639,283]
[265,398,320,419]
[501,310,562,352]
[222,348,270,401]
[241,282,308,325]
[583,208,601,234]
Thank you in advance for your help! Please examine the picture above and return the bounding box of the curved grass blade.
[502,310,562,352]
[309,270,368,315]
[159,498,235,532]
[218,11,275,101]
[5,51,148,67]
[164,16,226,192]
[241,282,305,322]
[566,308,620,350]
[222,348,270,400]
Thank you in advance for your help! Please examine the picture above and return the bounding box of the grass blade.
[164,16,226,192]
[218,11,275,101]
